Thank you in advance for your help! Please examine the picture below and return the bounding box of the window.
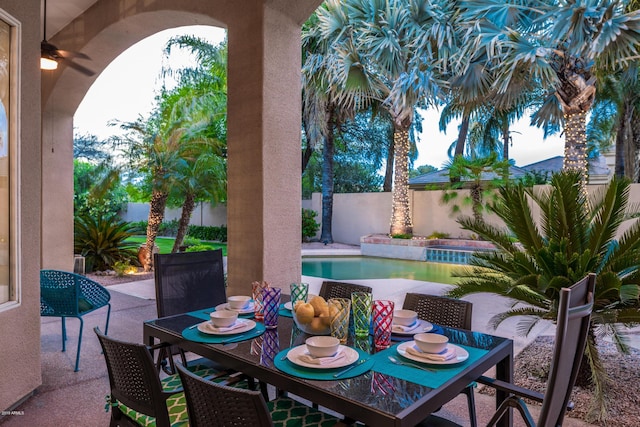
[0,10,19,309]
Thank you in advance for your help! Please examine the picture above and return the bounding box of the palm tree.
[160,36,228,252]
[456,0,640,190]
[325,0,454,236]
[448,171,640,421]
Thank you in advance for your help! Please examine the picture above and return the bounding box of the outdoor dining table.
[143,306,514,427]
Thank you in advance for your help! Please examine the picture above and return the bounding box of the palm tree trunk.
[383,137,394,192]
[172,192,196,253]
[454,114,470,157]
[562,110,589,189]
[320,109,336,244]
[501,120,510,161]
[143,190,168,271]
[471,183,483,223]
[631,108,640,183]
[390,127,413,236]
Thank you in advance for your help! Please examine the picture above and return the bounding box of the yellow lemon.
[319,313,331,327]
[294,302,314,324]
[309,296,328,317]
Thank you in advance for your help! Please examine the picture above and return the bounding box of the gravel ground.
[480,336,640,427]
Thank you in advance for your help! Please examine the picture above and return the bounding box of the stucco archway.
[41,0,322,295]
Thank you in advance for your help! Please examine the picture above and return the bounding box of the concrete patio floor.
[1,248,602,427]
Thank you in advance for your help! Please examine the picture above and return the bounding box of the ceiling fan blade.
[56,49,91,60]
[59,56,95,77]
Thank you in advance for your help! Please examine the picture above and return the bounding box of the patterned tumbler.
[252,281,269,321]
[351,291,373,338]
[290,282,309,308]
[262,287,281,329]
[328,298,351,344]
[372,300,394,349]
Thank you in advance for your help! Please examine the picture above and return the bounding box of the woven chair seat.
[114,364,224,427]
[267,398,340,427]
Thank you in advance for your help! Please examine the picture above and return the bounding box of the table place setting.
[181,309,265,344]
[215,295,255,315]
[274,336,373,380]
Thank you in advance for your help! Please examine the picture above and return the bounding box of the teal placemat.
[274,348,372,380]
[182,322,265,344]
[371,343,488,389]
[278,303,293,318]
[189,306,255,320]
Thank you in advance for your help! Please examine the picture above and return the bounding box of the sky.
[74,25,564,170]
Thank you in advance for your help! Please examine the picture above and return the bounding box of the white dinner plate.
[285,345,359,369]
[391,319,433,336]
[215,302,255,315]
[283,301,293,310]
[197,318,256,335]
[396,341,469,365]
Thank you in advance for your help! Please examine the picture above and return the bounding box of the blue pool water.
[301,256,460,284]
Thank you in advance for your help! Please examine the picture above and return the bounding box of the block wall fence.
[121,184,640,246]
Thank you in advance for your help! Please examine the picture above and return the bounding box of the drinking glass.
[372,300,394,349]
[328,298,351,344]
[252,281,269,321]
[351,292,373,338]
[262,287,281,329]
[290,282,309,308]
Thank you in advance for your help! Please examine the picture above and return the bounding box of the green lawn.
[126,236,228,256]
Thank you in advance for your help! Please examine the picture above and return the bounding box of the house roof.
[409,155,612,189]
[409,165,528,188]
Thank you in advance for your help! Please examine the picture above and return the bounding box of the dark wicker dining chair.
[176,363,343,427]
[402,293,476,427]
[95,327,243,427]
[318,281,372,300]
[40,269,111,371]
[481,273,596,427]
[153,249,227,373]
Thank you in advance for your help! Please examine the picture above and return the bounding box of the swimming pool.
[301,256,460,284]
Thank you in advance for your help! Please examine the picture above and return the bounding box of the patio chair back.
[177,363,273,427]
[94,327,173,427]
[319,281,372,300]
[537,273,595,427]
[484,273,596,427]
[154,249,226,317]
[40,269,111,371]
[403,293,472,329]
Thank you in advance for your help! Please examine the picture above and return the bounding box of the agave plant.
[448,171,640,420]
[74,213,138,272]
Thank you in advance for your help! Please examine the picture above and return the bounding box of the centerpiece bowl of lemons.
[292,295,333,335]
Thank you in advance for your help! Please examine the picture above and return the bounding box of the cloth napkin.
[406,345,456,362]
[392,321,422,333]
[206,320,246,333]
[298,351,346,366]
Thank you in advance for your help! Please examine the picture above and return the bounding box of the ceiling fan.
[40,0,95,76]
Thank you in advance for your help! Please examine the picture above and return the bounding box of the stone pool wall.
[360,234,496,263]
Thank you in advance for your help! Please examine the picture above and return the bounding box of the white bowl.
[228,295,251,310]
[394,309,418,326]
[414,333,449,354]
[305,336,340,358]
[210,310,238,328]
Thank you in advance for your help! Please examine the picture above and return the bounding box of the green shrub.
[185,244,215,252]
[187,225,228,242]
[391,233,413,239]
[183,236,201,247]
[75,213,137,272]
[302,209,320,242]
[427,232,450,239]
[113,261,135,277]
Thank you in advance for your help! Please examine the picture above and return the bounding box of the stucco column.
[226,6,302,295]
[40,102,74,271]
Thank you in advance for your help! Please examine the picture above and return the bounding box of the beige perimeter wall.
[133,183,640,246]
